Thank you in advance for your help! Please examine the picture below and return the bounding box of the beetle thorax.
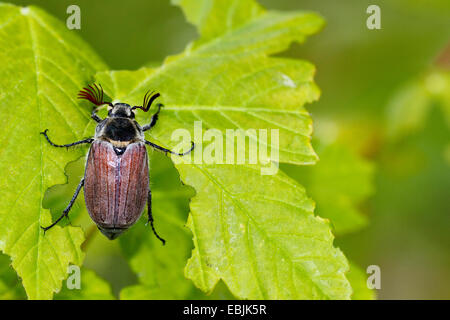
[95,117,144,148]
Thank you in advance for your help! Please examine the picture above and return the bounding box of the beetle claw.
[40,225,49,234]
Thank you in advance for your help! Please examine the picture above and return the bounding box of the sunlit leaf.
[0,4,106,299]
[347,262,376,300]
[55,268,115,300]
[96,0,351,299]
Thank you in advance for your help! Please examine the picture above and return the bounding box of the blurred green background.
[3,0,449,299]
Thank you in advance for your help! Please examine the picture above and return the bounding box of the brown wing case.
[84,140,149,229]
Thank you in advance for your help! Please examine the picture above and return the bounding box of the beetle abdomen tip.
[97,226,128,240]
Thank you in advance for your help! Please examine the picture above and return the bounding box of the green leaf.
[97,3,323,166]
[0,253,26,299]
[283,142,375,235]
[119,151,199,300]
[347,262,376,300]
[54,268,115,300]
[0,4,106,299]
[96,0,351,299]
[171,0,264,44]
[179,165,350,299]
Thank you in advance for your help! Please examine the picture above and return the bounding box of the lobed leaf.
[179,164,350,299]
[0,4,106,299]
[96,0,351,299]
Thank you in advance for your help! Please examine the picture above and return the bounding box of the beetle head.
[108,103,135,119]
[78,84,161,119]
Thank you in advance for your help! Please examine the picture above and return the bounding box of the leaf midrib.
[26,10,44,298]
[23,9,87,298]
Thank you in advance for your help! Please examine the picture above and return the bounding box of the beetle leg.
[91,110,103,123]
[41,178,84,233]
[146,189,166,245]
[142,103,163,131]
[145,140,195,156]
[40,129,94,148]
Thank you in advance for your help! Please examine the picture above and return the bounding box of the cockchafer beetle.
[40,84,194,243]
